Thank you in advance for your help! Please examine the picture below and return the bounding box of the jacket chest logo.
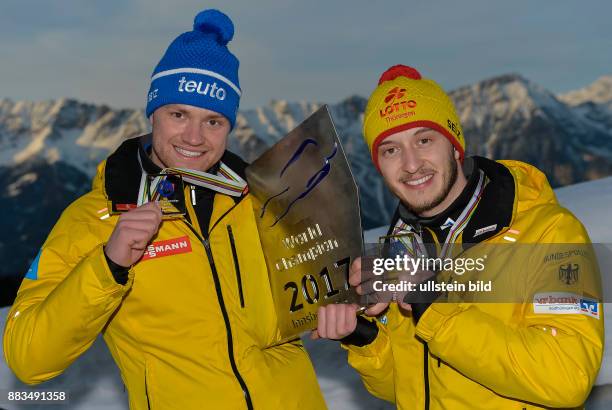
[141,236,192,261]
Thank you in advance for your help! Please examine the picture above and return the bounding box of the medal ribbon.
[391,170,486,260]
[136,152,248,206]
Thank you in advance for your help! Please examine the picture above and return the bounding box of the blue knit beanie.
[146,9,241,128]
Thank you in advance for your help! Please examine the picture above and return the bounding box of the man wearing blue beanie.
[146,8,242,127]
[4,9,327,410]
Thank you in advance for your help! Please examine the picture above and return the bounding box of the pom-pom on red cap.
[378,65,422,85]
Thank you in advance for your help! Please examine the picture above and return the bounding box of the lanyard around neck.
[136,152,248,206]
[393,169,486,260]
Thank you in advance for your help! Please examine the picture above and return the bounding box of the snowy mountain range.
[1,73,612,302]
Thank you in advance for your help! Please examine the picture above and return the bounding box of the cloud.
[0,0,610,109]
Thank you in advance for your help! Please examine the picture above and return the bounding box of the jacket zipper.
[227,225,245,308]
[145,367,151,410]
[184,221,253,410]
[412,223,430,410]
[424,343,430,410]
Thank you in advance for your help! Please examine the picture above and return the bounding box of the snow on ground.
[1,176,612,409]
[554,176,612,243]
[555,176,612,389]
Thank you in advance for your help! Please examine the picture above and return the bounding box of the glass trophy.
[246,105,362,345]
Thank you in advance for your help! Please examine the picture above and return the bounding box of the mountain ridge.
[1,72,611,292]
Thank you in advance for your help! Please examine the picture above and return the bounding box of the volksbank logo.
[533,292,600,319]
[580,297,599,319]
[379,86,417,123]
[178,76,226,100]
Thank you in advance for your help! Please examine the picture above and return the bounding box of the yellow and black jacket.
[3,136,326,410]
[345,157,604,409]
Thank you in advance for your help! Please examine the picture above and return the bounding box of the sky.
[0,0,610,110]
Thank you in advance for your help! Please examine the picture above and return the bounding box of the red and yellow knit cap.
[362,65,465,170]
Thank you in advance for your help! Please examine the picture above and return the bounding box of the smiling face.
[377,127,467,217]
[150,104,231,172]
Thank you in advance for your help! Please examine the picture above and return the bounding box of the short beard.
[401,149,458,215]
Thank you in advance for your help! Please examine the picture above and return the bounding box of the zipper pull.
[190,185,197,206]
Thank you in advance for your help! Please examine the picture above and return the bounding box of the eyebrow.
[378,127,434,147]
[414,127,434,135]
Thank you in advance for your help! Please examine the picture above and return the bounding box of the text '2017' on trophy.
[246,105,363,344]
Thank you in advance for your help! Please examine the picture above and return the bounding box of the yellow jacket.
[3,137,326,409]
[345,158,604,409]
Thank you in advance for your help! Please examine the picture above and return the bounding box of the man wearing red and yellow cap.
[315,65,604,409]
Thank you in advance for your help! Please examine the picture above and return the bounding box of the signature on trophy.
[260,138,338,227]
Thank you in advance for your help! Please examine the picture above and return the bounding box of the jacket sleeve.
[3,206,133,385]
[342,319,397,403]
[415,211,604,408]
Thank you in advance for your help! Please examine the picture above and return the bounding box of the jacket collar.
[104,134,248,206]
[387,156,515,245]
[397,157,479,228]
[462,156,515,244]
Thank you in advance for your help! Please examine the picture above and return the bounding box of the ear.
[453,147,461,161]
